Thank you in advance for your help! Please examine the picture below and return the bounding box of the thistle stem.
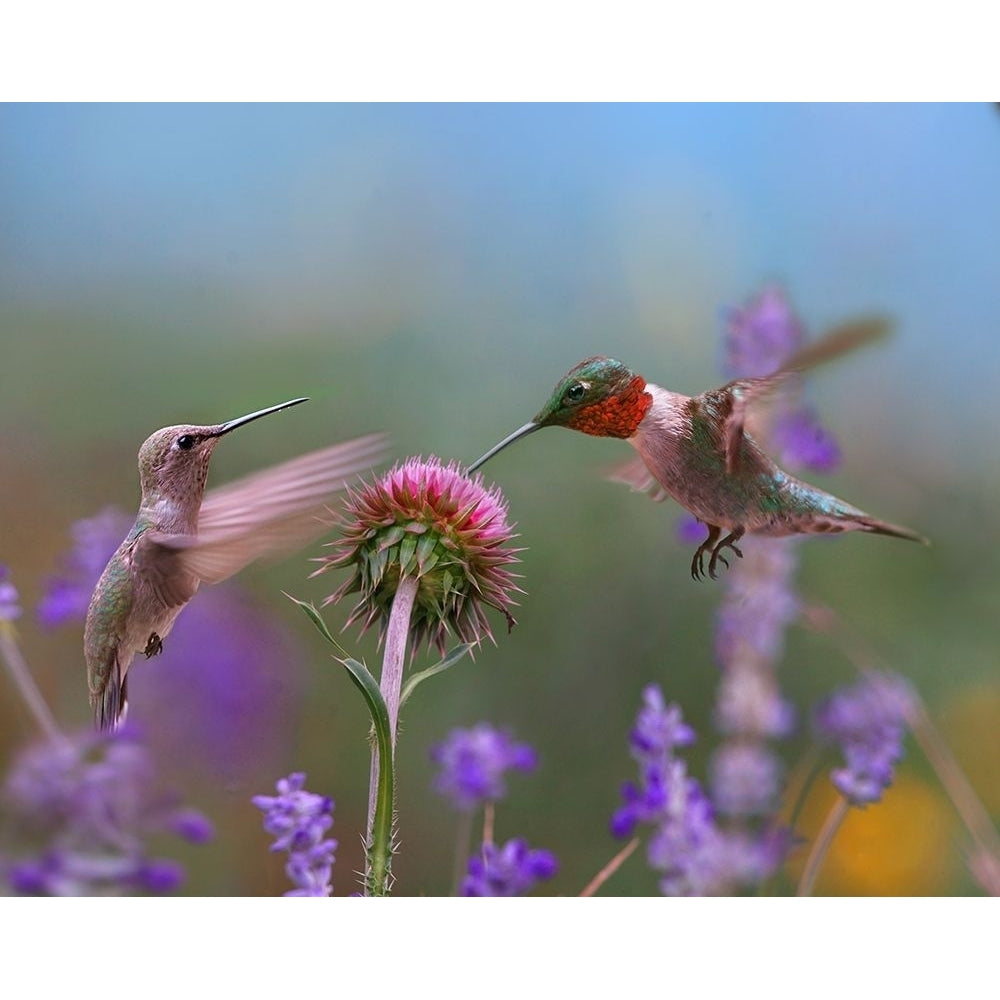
[0,628,63,743]
[365,574,419,894]
[797,795,849,896]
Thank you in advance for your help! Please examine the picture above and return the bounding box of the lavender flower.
[461,838,558,896]
[253,772,337,896]
[0,565,22,623]
[317,457,520,654]
[815,672,914,805]
[612,685,787,895]
[431,724,538,811]
[2,727,213,896]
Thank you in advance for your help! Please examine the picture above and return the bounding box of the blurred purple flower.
[815,672,914,805]
[252,772,337,897]
[431,723,537,811]
[772,405,841,474]
[36,507,130,628]
[33,506,305,782]
[675,515,707,546]
[723,286,803,379]
[461,838,558,896]
[708,742,783,817]
[2,726,212,896]
[0,565,22,622]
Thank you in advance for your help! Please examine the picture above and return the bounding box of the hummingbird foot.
[144,632,163,658]
[707,529,745,580]
[690,524,722,581]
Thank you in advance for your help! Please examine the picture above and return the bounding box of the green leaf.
[399,643,474,709]
[286,594,395,895]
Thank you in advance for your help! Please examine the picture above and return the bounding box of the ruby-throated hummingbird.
[467,320,926,580]
[84,398,387,731]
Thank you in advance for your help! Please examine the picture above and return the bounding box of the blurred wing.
[155,433,388,585]
[715,316,891,473]
[607,455,671,502]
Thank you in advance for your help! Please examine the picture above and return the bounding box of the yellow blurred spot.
[939,682,1000,814]
[792,771,957,895]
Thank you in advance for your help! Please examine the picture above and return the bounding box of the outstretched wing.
[145,433,389,585]
[714,316,891,473]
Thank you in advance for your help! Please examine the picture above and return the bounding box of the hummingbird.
[467,319,926,580]
[84,398,387,731]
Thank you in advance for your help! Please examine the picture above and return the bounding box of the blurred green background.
[1,103,998,895]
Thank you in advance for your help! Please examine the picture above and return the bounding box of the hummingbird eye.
[176,434,197,450]
[564,382,586,405]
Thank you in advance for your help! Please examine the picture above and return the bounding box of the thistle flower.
[815,672,915,805]
[2,726,213,896]
[771,404,841,474]
[460,838,558,896]
[431,723,538,811]
[0,565,21,623]
[252,772,337,897]
[318,456,520,654]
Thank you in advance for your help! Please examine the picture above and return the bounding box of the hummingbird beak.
[211,398,310,438]
[467,422,541,473]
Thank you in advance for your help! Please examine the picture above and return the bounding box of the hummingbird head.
[136,398,309,508]
[466,357,651,472]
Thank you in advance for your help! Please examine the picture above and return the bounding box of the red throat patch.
[566,376,652,438]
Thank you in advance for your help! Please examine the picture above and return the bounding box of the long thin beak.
[212,397,310,437]
[467,422,541,473]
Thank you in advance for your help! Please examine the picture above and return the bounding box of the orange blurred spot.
[791,771,957,895]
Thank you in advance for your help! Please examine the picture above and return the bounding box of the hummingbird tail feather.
[94,670,128,732]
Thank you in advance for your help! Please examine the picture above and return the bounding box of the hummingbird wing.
[143,433,388,586]
[714,316,891,473]
[607,455,671,501]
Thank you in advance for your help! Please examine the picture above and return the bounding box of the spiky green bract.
[318,457,520,654]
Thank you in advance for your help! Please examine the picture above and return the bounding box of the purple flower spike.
[815,672,915,806]
[253,772,337,896]
[612,685,789,895]
[461,838,558,896]
[431,724,537,811]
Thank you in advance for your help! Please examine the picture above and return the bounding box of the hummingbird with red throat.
[84,397,387,731]
[467,320,926,580]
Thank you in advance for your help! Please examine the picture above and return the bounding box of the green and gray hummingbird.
[467,320,926,580]
[84,398,387,731]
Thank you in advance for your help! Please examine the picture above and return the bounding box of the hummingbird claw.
[144,632,163,658]
[706,530,745,580]
[690,524,723,581]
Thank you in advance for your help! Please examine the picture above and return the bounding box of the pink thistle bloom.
[316,456,521,654]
